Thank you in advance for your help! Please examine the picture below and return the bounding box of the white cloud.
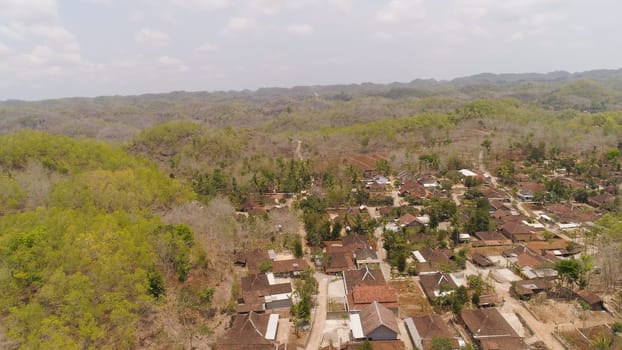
[172,0,230,10]
[194,42,218,54]
[0,42,12,56]
[156,56,189,72]
[135,28,170,47]
[376,0,426,23]
[0,0,59,25]
[222,17,258,36]
[287,24,313,35]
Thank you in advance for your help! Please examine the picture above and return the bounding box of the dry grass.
[390,279,433,318]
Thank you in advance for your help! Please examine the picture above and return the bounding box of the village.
[213,151,622,350]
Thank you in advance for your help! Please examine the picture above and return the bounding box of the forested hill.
[1,68,622,141]
[0,131,196,349]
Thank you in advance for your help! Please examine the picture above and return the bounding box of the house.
[214,312,284,350]
[473,231,512,247]
[324,252,356,274]
[512,278,554,299]
[398,179,427,199]
[588,193,615,208]
[348,285,399,313]
[343,267,386,294]
[271,258,309,277]
[354,246,381,268]
[481,187,511,202]
[500,221,535,242]
[321,340,406,350]
[405,314,460,350]
[356,301,400,341]
[412,248,454,274]
[517,182,545,202]
[460,308,527,350]
[239,273,293,312]
[418,272,458,302]
[343,233,372,252]
[471,253,495,268]
[234,249,272,274]
[575,290,604,311]
[240,274,271,301]
[398,213,425,228]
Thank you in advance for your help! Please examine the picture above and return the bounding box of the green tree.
[430,336,455,350]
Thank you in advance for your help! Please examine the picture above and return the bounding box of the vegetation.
[0,132,194,349]
[3,70,622,348]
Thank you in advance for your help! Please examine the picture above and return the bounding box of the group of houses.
[214,248,309,349]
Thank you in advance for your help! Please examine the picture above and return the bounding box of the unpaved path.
[295,140,303,161]
[306,273,328,350]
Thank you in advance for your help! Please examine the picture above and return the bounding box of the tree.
[481,138,492,155]
[430,337,454,350]
[259,261,272,273]
[357,340,373,350]
[147,268,165,299]
[375,159,391,176]
[293,237,304,258]
[554,259,583,293]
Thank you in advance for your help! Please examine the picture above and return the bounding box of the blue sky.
[0,0,620,100]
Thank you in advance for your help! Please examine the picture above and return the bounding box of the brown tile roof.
[269,282,292,295]
[342,340,406,350]
[343,267,386,292]
[271,258,309,274]
[576,289,602,305]
[399,213,420,226]
[479,337,527,350]
[501,221,533,235]
[352,285,398,304]
[235,249,271,273]
[472,253,495,267]
[460,308,519,339]
[502,245,532,257]
[343,233,369,249]
[360,301,400,336]
[324,252,355,273]
[473,231,512,246]
[418,272,457,301]
[515,251,555,269]
[411,314,454,340]
[214,312,275,349]
[589,193,615,207]
[513,278,554,297]
[240,274,270,298]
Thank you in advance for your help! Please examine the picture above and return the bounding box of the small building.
[348,284,399,313]
[418,272,458,302]
[405,314,461,350]
[234,249,271,274]
[214,312,284,349]
[271,258,309,277]
[512,278,554,299]
[343,267,386,293]
[354,246,381,269]
[471,253,495,268]
[460,308,527,350]
[501,221,536,242]
[473,231,512,247]
[359,301,400,340]
[575,290,604,311]
[324,252,356,274]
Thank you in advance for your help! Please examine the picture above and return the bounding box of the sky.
[0,0,620,100]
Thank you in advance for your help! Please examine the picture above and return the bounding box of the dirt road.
[306,273,328,350]
[295,140,303,161]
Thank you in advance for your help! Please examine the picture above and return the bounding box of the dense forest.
[2,68,622,349]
